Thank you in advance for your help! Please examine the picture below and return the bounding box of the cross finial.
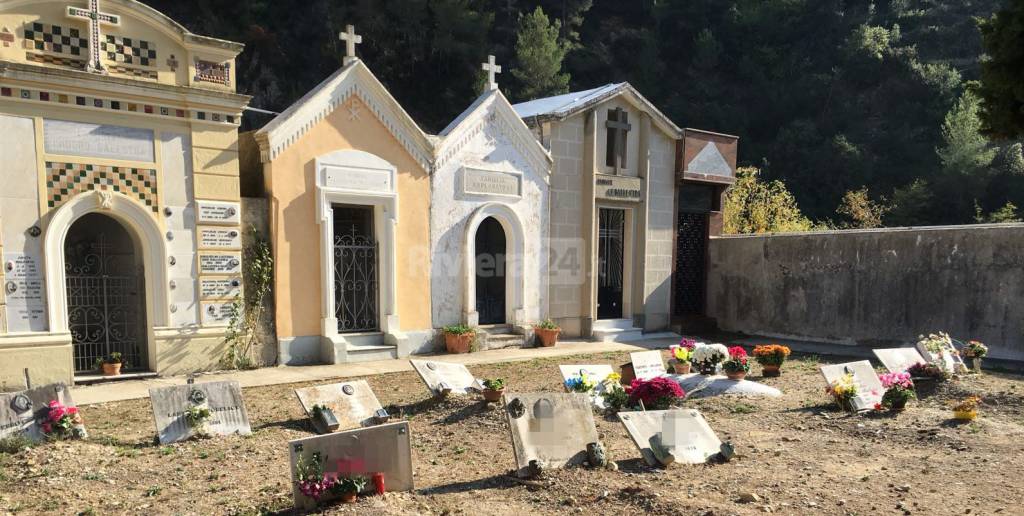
[482,55,501,92]
[66,0,121,73]
[339,24,362,65]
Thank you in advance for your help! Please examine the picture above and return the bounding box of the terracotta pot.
[444,332,474,354]
[726,370,746,381]
[483,388,504,403]
[619,362,635,385]
[101,362,122,376]
[535,327,560,347]
[672,361,692,375]
[339,490,358,503]
[761,364,781,377]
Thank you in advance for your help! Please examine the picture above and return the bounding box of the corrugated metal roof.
[511,83,623,119]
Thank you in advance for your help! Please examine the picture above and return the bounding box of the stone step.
[480,333,526,350]
[592,318,637,331]
[74,371,159,386]
[344,344,398,363]
[592,327,645,343]
[478,324,513,335]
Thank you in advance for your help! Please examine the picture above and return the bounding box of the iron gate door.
[65,233,146,373]
[597,208,625,319]
[333,207,379,333]
[674,211,709,315]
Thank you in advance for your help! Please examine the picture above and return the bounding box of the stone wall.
[707,224,1024,361]
[641,130,676,331]
[546,116,586,335]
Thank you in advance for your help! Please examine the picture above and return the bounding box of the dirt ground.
[1,350,1023,516]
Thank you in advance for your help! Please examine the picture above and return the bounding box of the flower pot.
[761,364,781,377]
[953,409,977,421]
[535,327,560,347]
[339,490,358,503]
[101,362,122,376]
[483,388,504,403]
[972,358,982,374]
[726,371,746,381]
[619,363,635,385]
[671,361,692,375]
[889,398,909,412]
[444,332,473,354]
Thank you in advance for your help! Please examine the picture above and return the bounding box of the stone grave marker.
[630,350,667,381]
[288,421,413,508]
[0,383,85,441]
[873,348,927,374]
[618,409,723,466]
[820,361,883,412]
[916,340,966,374]
[150,380,251,444]
[410,359,481,396]
[294,380,387,433]
[559,364,615,409]
[504,392,600,477]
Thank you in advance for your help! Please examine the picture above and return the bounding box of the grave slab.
[916,340,967,373]
[873,348,927,374]
[295,380,385,433]
[618,409,723,466]
[630,350,667,380]
[410,359,481,396]
[150,381,251,444]
[820,361,884,412]
[0,383,84,441]
[559,364,616,409]
[288,421,413,508]
[668,374,782,399]
[503,392,600,476]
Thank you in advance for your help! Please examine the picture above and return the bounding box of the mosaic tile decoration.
[105,63,157,80]
[23,21,157,80]
[26,52,87,71]
[194,59,231,86]
[22,22,88,58]
[46,161,159,213]
[101,34,157,67]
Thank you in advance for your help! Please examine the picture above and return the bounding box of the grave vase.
[339,490,358,503]
[483,388,504,403]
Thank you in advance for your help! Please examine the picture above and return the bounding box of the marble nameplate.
[410,359,481,396]
[820,361,884,412]
[322,163,393,193]
[3,253,47,332]
[618,409,722,466]
[199,277,242,299]
[630,350,667,381]
[873,348,927,374]
[196,201,241,225]
[199,227,241,249]
[462,167,522,197]
[595,174,642,201]
[199,253,241,275]
[294,380,385,433]
[504,393,600,476]
[43,119,155,163]
[150,381,251,444]
[0,383,84,442]
[201,302,234,326]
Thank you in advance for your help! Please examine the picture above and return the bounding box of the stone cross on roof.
[339,24,362,66]
[66,0,121,73]
[482,54,501,92]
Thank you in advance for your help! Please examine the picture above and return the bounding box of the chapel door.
[333,206,379,332]
[597,208,625,319]
[64,213,148,373]
[475,217,506,325]
[673,184,713,316]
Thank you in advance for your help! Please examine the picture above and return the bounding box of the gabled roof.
[254,59,434,170]
[435,89,551,174]
[512,82,683,138]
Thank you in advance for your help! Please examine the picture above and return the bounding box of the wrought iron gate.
[334,227,379,332]
[65,232,146,373]
[674,211,709,315]
[597,208,625,319]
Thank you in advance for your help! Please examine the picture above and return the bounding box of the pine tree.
[977,0,1024,139]
[511,7,570,101]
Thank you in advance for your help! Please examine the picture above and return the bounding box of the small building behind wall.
[0,0,249,389]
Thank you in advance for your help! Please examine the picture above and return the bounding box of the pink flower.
[678,338,697,350]
[728,346,747,358]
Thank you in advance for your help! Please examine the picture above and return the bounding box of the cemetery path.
[2,349,1023,515]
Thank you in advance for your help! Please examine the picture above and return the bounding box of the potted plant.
[962,340,988,373]
[691,343,728,375]
[826,372,859,412]
[878,372,916,412]
[951,396,981,421]
[95,352,125,376]
[442,324,475,354]
[534,319,561,347]
[601,381,629,413]
[481,378,505,403]
[331,475,368,503]
[752,344,791,377]
[907,362,949,397]
[722,346,750,381]
[625,377,686,410]
[670,339,695,374]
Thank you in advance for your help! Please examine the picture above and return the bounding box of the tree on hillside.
[512,7,571,100]
[723,167,814,234]
[934,89,998,221]
[977,0,1024,139]
[836,188,888,229]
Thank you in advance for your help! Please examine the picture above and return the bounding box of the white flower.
[692,343,728,364]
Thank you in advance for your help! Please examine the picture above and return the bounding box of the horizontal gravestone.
[288,421,413,509]
[0,383,85,441]
[559,365,616,409]
[916,340,966,374]
[873,348,927,374]
[820,361,883,412]
[630,350,667,381]
[150,381,251,444]
[618,409,722,466]
[295,380,386,433]
[410,359,481,396]
[504,393,600,477]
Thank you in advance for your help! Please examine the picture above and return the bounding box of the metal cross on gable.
[66,0,121,73]
[606,107,632,173]
[339,24,362,65]
[482,54,501,91]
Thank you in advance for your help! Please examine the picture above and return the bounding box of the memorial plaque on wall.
[43,119,155,163]
[322,164,393,193]
[3,253,47,332]
[0,383,85,442]
[200,277,242,299]
[149,381,251,444]
[196,201,241,225]
[201,302,234,326]
[462,167,522,197]
[198,227,242,249]
[595,174,642,201]
[199,253,242,275]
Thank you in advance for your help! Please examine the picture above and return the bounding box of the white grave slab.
[295,380,385,433]
[3,253,47,332]
[149,381,251,444]
[201,302,234,326]
[630,350,667,380]
[916,340,967,373]
[618,409,722,466]
[198,227,242,249]
[199,253,242,275]
[196,201,241,225]
[669,373,782,399]
[873,348,927,374]
[0,383,84,441]
[559,364,616,409]
[820,361,883,412]
[199,277,242,299]
[504,393,600,476]
[410,359,481,396]
[288,421,413,507]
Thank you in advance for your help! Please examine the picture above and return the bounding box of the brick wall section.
[642,131,675,330]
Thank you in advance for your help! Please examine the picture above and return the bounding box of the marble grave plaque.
[199,253,242,274]
[504,393,600,476]
[3,253,47,332]
[294,380,385,433]
[618,409,722,466]
[462,167,522,197]
[43,119,155,163]
[820,361,883,412]
[410,359,481,396]
[200,277,242,299]
[201,302,234,326]
[199,227,242,249]
[150,381,251,444]
[559,364,615,409]
[630,350,667,381]
[873,348,928,374]
[196,201,241,225]
[322,164,393,193]
[0,383,84,441]
[916,341,966,374]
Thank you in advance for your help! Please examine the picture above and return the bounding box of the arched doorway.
[474,216,506,325]
[64,213,148,373]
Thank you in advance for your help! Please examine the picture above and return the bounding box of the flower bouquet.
[669,340,695,374]
[626,377,685,410]
[564,372,597,393]
[41,400,86,439]
[951,396,982,421]
[963,340,988,373]
[826,373,859,412]
[295,452,334,503]
[184,404,213,438]
[878,372,916,412]
[752,344,791,377]
[691,343,728,375]
[600,373,629,413]
[721,346,750,381]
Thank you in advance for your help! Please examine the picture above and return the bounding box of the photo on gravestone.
[820,361,884,412]
[630,350,667,381]
[149,381,251,444]
[0,383,86,442]
[410,359,481,396]
[504,393,600,477]
[294,380,387,434]
[558,364,615,409]
[873,348,928,374]
[288,421,413,509]
[618,409,723,467]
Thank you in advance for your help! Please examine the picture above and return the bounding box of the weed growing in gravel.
[159,446,175,456]
[145,485,162,497]
[0,435,32,454]
[82,472,104,481]
[730,403,758,414]
[115,446,140,458]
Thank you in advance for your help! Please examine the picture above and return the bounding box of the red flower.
[728,346,747,358]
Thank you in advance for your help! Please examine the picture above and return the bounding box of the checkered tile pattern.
[101,35,157,67]
[22,22,87,57]
[46,162,159,213]
[26,52,87,70]
[106,64,158,80]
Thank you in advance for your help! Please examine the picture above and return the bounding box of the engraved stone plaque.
[196,201,241,225]
[149,381,251,444]
[462,167,522,197]
[198,227,241,249]
[504,393,599,476]
[200,277,242,299]
[0,383,84,442]
[199,253,241,274]
[595,174,642,201]
[410,359,481,396]
[820,361,884,412]
[201,302,234,326]
[322,164,393,193]
[559,364,615,409]
[43,119,155,163]
[3,253,47,332]
[295,380,384,433]
[873,348,928,374]
[630,350,667,380]
[618,409,722,466]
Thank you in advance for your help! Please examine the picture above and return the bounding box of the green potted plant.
[481,378,505,402]
[877,372,916,412]
[963,340,988,373]
[534,319,561,347]
[331,475,368,503]
[442,324,475,354]
[95,352,125,376]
